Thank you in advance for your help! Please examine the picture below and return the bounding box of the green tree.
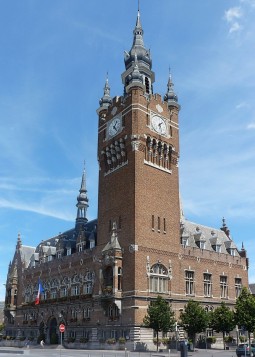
[143,296,176,351]
[180,300,209,345]
[235,288,255,350]
[210,302,235,350]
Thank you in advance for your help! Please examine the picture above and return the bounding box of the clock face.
[151,115,167,135]
[108,117,121,138]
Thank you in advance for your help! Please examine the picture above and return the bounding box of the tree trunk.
[223,332,225,350]
[156,331,159,352]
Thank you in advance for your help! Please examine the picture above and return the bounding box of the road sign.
[59,324,65,333]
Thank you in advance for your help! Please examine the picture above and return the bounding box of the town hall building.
[4,8,249,350]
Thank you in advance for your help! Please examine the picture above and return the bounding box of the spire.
[164,70,180,110]
[220,217,230,238]
[97,74,112,114]
[75,165,89,228]
[16,233,22,250]
[102,221,122,253]
[122,8,155,95]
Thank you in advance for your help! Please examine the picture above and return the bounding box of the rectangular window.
[71,285,79,296]
[57,251,62,259]
[204,273,212,297]
[215,245,221,253]
[84,283,92,295]
[220,276,228,298]
[163,218,166,232]
[200,241,205,249]
[78,244,83,252]
[185,271,195,295]
[60,287,67,297]
[235,278,242,298]
[51,289,57,299]
[182,237,188,247]
[152,215,154,230]
[158,217,160,231]
[67,248,71,256]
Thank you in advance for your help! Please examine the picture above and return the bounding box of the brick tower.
[96,8,181,329]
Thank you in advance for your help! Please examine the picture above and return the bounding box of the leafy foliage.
[143,296,175,350]
[235,287,255,349]
[210,302,235,339]
[180,300,209,343]
[235,288,255,334]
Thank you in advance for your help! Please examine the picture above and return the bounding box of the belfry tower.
[97,8,181,302]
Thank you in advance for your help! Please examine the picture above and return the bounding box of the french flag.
[35,279,44,305]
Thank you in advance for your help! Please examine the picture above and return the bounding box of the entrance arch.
[49,317,59,344]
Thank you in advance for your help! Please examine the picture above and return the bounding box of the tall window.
[235,278,242,298]
[118,267,122,290]
[83,307,91,319]
[185,271,195,295]
[152,215,155,230]
[204,273,212,297]
[149,263,168,293]
[220,276,228,298]
[84,282,92,295]
[60,287,67,297]
[71,285,79,296]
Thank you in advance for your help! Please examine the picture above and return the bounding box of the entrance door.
[49,318,59,344]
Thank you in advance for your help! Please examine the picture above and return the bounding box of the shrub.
[161,338,169,345]
[240,335,247,342]
[80,337,89,343]
[106,338,116,344]
[224,336,233,343]
[153,338,162,345]
[118,337,126,344]
[206,336,216,344]
[67,337,76,343]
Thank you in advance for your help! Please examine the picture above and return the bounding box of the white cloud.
[225,7,243,22]
[229,21,242,33]
[247,122,255,129]
[224,6,243,34]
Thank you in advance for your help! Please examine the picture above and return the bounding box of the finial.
[222,217,226,227]
[138,0,140,12]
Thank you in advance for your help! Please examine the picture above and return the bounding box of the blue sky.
[0,0,254,301]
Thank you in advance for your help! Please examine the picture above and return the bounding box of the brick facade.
[4,9,249,351]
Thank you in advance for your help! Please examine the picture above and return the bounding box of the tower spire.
[75,165,89,229]
[122,8,155,95]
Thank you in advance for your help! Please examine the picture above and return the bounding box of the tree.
[235,288,255,350]
[210,302,235,349]
[180,300,209,345]
[143,296,176,351]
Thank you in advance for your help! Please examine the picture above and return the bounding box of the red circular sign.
[59,324,65,333]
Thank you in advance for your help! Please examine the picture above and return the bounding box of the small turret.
[97,75,112,114]
[164,71,180,110]
[75,167,89,229]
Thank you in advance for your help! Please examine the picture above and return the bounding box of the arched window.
[149,263,168,293]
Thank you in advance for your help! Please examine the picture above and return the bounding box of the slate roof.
[181,219,240,255]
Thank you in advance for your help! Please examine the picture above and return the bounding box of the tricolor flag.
[35,279,44,305]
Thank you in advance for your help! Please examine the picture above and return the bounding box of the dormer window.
[214,245,221,253]
[229,248,236,256]
[78,244,83,252]
[67,248,71,256]
[199,241,205,250]
[181,237,188,247]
